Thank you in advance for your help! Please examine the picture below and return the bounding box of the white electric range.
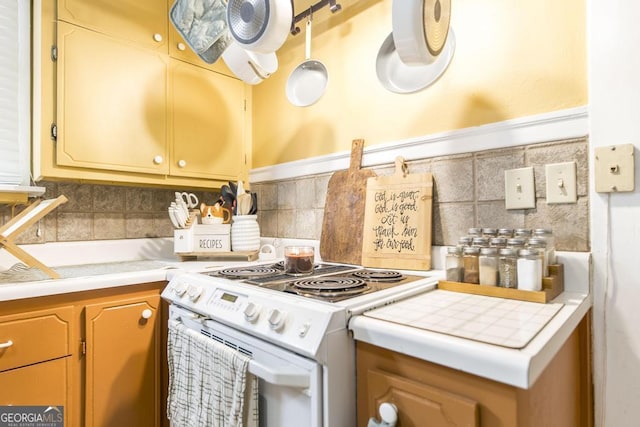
[162,261,439,427]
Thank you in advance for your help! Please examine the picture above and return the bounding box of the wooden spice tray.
[438,264,564,303]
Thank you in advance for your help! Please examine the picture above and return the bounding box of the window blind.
[0,1,30,185]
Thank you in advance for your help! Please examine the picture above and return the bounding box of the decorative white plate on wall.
[376,29,455,94]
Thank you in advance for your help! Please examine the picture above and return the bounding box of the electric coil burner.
[217,266,282,279]
[289,276,370,301]
[351,269,404,282]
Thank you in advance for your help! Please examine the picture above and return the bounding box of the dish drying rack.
[0,195,67,279]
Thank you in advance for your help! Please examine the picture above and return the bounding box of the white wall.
[588,1,640,425]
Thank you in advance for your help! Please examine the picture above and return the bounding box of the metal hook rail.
[289,0,342,35]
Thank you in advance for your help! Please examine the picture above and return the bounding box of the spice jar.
[462,246,480,284]
[489,237,507,248]
[498,228,514,238]
[482,228,498,238]
[527,238,548,277]
[514,228,532,239]
[467,228,482,238]
[517,249,542,291]
[458,236,473,247]
[479,247,499,286]
[445,246,464,282]
[472,237,490,248]
[533,228,556,265]
[498,248,518,288]
[506,238,526,250]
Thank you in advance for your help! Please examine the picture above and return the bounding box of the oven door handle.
[248,359,310,388]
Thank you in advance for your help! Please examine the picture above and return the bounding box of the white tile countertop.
[348,251,592,389]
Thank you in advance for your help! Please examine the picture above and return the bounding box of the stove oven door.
[171,305,323,427]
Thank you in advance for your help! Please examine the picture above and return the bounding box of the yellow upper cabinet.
[58,0,168,52]
[33,0,248,189]
[56,21,169,175]
[169,59,245,180]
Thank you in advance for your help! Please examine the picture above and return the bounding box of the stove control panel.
[162,273,347,360]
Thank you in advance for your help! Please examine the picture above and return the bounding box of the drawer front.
[0,306,74,371]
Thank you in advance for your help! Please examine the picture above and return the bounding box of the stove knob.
[298,322,311,338]
[243,302,261,323]
[186,285,202,301]
[267,309,286,332]
[172,282,187,296]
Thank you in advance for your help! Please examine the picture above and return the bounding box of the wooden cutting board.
[361,157,433,270]
[320,139,376,265]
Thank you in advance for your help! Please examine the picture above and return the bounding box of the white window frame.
[0,0,31,186]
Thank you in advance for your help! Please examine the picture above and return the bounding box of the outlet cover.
[595,144,635,192]
[546,162,577,204]
[505,167,536,209]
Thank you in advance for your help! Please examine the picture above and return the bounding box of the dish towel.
[168,319,259,427]
[170,0,232,63]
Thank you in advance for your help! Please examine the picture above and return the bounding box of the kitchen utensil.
[221,40,278,85]
[361,156,433,270]
[320,139,376,265]
[226,0,292,53]
[168,207,181,228]
[249,192,258,214]
[376,29,455,94]
[169,205,185,228]
[392,0,451,66]
[237,192,252,215]
[176,192,199,209]
[286,15,328,107]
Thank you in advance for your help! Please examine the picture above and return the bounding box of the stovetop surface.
[204,262,423,302]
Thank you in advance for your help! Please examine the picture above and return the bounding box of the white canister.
[230,215,260,252]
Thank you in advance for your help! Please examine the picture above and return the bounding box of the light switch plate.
[595,144,635,192]
[505,167,536,209]
[546,161,577,204]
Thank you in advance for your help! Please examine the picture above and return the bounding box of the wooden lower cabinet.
[357,313,592,427]
[0,282,168,426]
[84,294,161,427]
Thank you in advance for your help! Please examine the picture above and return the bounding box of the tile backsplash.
[0,183,219,245]
[253,137,589,252]
[1,137,589,252]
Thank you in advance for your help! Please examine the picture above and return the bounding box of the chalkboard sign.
[361,158,433,270]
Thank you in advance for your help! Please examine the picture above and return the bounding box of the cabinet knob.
[0,339,13,349]
[141,309,153,319]
[177,159,187,168]
[367,402,398,427]
[177,42,186,51]
[153,33,163,43]
[153,155,163,165]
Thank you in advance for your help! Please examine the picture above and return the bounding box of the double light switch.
[505,163,579,210]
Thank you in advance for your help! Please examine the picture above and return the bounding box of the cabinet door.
[167,19,236,78]
[57,22,169,175]
[84,294,161,427]
[58,0,167,51]
[365,369,479,427]
[169,59,245,180]
[0,358,71,424]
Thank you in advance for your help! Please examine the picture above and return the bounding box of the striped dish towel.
[168,320,259,426]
